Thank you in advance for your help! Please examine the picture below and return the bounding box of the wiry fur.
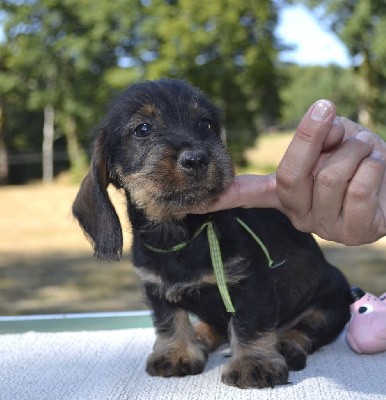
[73,79,351,389]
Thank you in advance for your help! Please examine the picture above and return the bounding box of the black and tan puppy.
[73,79,350,389]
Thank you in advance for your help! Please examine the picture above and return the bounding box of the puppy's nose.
[178,150,209,176]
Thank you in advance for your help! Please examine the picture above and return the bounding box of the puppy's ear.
[72,135,123,261]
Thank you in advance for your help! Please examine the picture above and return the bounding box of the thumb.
[276,100,336,215]
[278,99,337,187]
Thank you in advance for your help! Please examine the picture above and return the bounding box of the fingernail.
[332,116,340,125]
[310,100,333,122]
[370,150,383,160]
[356,131,373,143]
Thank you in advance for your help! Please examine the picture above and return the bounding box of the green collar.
[142,217,285,314]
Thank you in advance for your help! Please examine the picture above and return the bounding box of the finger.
[312,118,346,173]
[234,174,280,209]
[277,99,336,218]
[338,118,386,159]
[321,116,345,151]
[341,152,386,245]
[312,136,375,231]
[339,116,366,139]
[314,129,376,174]
[191,174,279,213]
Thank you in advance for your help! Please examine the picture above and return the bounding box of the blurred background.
[0,0,385,315]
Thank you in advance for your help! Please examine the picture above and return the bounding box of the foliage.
[106,0,284,163]
[280,64,359,128]
[0,0,140,179]
[0,0,284,175]
[292,0,386,133]
[7,1,386,182]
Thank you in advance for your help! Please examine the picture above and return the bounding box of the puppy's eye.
[134,123,152,137]
[198,119,214,133]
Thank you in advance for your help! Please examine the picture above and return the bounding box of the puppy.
[73,79,350,389]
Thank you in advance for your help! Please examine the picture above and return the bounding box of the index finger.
[276,100,336,217]
[191,174,279,213]
[339,116,365,140]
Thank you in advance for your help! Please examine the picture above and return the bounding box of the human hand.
[191,173,279,213]
[276,100,386,245]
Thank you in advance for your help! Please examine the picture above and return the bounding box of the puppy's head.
[73,79,234,260]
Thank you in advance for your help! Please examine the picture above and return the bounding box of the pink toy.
[346,287,386,354]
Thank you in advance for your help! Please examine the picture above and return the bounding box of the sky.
[0,4,351,68]
[276,4,351,67]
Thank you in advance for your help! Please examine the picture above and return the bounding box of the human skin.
[193,100,386,245]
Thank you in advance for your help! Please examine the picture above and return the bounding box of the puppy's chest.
[136,255,248,304]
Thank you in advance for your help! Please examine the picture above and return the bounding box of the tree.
[0,43,28,184]
[105,0,283,163]
[280,64,359,128]
[0,47,9,184]
[0,96,7,184]
[1,0,283,178]
[0,0,139,181]
[294,0,386,131]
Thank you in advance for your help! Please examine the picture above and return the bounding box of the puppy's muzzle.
[178,150,209,179]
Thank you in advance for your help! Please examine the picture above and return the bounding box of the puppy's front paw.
[221,356,289,389]
[146,345,207,377]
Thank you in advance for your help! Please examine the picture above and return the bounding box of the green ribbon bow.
[142,218,285,314]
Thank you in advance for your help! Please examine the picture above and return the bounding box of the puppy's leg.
[221,289,289,389]
[194,321,227,352]
[279,291,350,371]
[145,296,207,377]
[279,310,318,371]
[222,321,288,389]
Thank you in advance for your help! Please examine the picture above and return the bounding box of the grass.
[0,182,145,315]
[242,131,293,174]
[1,132,385,315]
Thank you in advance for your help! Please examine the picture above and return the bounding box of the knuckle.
[296,125,319,144]
[347,180,373,202]
[276,166,299,193]
[315,168,341,190]
[276,162,304,193]
[367,156,386,172]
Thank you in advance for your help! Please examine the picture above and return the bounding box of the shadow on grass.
[0,244,384,316]
[0,252,146,315]
[322,245,386,296]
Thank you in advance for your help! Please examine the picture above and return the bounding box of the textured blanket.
[1,327,385,400]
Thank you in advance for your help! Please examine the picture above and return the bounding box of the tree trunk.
[42,104,55,184]
[357,50,378,130]
[0,97,8,185]
[64,115,88,181]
